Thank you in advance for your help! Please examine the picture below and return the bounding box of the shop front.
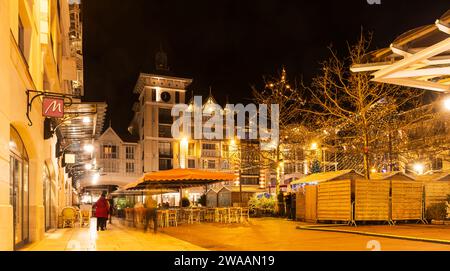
[9,126,29,249]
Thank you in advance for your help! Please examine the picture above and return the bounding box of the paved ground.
[161,218,450,251]
[21,217,450,251]
[21,218,205,251]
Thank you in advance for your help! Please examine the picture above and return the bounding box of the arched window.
[9,126,29,248]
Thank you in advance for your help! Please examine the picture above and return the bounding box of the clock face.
[161,91,171,102]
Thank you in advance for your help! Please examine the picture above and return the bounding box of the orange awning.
[124,168,236,190]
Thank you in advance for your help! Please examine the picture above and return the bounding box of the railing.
[201,150,220,157]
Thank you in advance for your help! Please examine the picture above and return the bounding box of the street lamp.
[82,116,91,123]
[92,172,100,184]
[83,144,94,153]
[413,163,425,175]
[444,97,450,111]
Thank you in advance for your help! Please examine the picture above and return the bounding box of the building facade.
[80,126,141,203]
[0,0,105,251]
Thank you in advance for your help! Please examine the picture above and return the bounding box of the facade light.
[413,163,424,175]
[92,173,100,184]
[82,116,91,123]
[444,97,450,111]
[83,144,94,153]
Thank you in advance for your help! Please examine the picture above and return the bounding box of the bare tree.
[252,68,305,196]
[302,33,428,179]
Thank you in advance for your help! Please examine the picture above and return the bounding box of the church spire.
[155,43,169,71]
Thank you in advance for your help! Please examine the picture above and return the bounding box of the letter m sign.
[42,97,64,118]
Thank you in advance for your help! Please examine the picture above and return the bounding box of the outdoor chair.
[167,210,177,227]
[218,208,230,223]
[80,210,91,227]
[205,208,216,222]
[61,207,77,228]
[229,207,241,223]
[157,210,168,227]
[79,204,92,227]
[134,207,146,227]
[125,208,135,226]
[240,207,250,222]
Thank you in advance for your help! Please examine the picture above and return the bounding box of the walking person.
[107,195,114,225]
[93,191,110,231]
[143,193,158,233]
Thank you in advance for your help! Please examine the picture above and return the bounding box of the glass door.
[43,165,51,231]
[10,126,29,249]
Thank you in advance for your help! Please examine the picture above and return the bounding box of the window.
[175,92,180,103]
[151,88,156,101]
[101,144,118,159]
[159,159,173,170]
[18,17,25,58]
[188,143,195,156]
[126,162,135,173]
[188,159,196,169]
[158,125,172,138]
[158,142,172,158]
[202,160,216,169]
[202,143,216,150]
[158,108,172,124]
[125,146,135,160]
[222,160,229,170]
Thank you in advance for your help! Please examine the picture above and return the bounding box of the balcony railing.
[201,150,220,157]
[99,159,139,176]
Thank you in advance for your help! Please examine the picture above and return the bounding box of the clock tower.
[129,48,192,172]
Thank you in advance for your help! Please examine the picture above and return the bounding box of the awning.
[55,102,107,186]
[351,9,450,93]
[124,168,236,190]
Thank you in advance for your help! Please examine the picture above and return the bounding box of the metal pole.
[239,169,243,207]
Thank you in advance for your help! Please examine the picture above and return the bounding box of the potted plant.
[181,197,190,207]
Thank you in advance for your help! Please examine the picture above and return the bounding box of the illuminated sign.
[42,97,64,118]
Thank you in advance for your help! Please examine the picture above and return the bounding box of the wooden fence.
[391,180,423,221]
[424,182,450,208]
[355,180,390,221]
[317,180,351,222]
[296,185,317,222]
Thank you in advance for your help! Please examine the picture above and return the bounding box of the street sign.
[42,97,64,118]
[65,153,76,164]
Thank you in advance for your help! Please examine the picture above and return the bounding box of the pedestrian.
[144,193,158,233]
[93,191,110,231]
[108,195,114,224]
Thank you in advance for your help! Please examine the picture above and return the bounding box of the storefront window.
[9,126,29,249]
[43,165,51,231]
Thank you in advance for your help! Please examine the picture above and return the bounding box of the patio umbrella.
[124,168,236,190]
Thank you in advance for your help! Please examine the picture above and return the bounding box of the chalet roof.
[370,171,415,180]
[290,169,363,185]
[412,171,450,182]
[218,185,266,193]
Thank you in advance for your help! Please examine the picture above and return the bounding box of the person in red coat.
[93,191,110,231]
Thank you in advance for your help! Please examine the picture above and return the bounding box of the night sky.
[82,0,449,137]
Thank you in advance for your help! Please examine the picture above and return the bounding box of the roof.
[56,102,107,183]
[351,9,450,93]
[218,185,266,193]
[412,171,450,182]
[290,169,363,185]
[117,131,139,143]
[370,171,415,181]
[133,72,193,94]
[124,168,236,190]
